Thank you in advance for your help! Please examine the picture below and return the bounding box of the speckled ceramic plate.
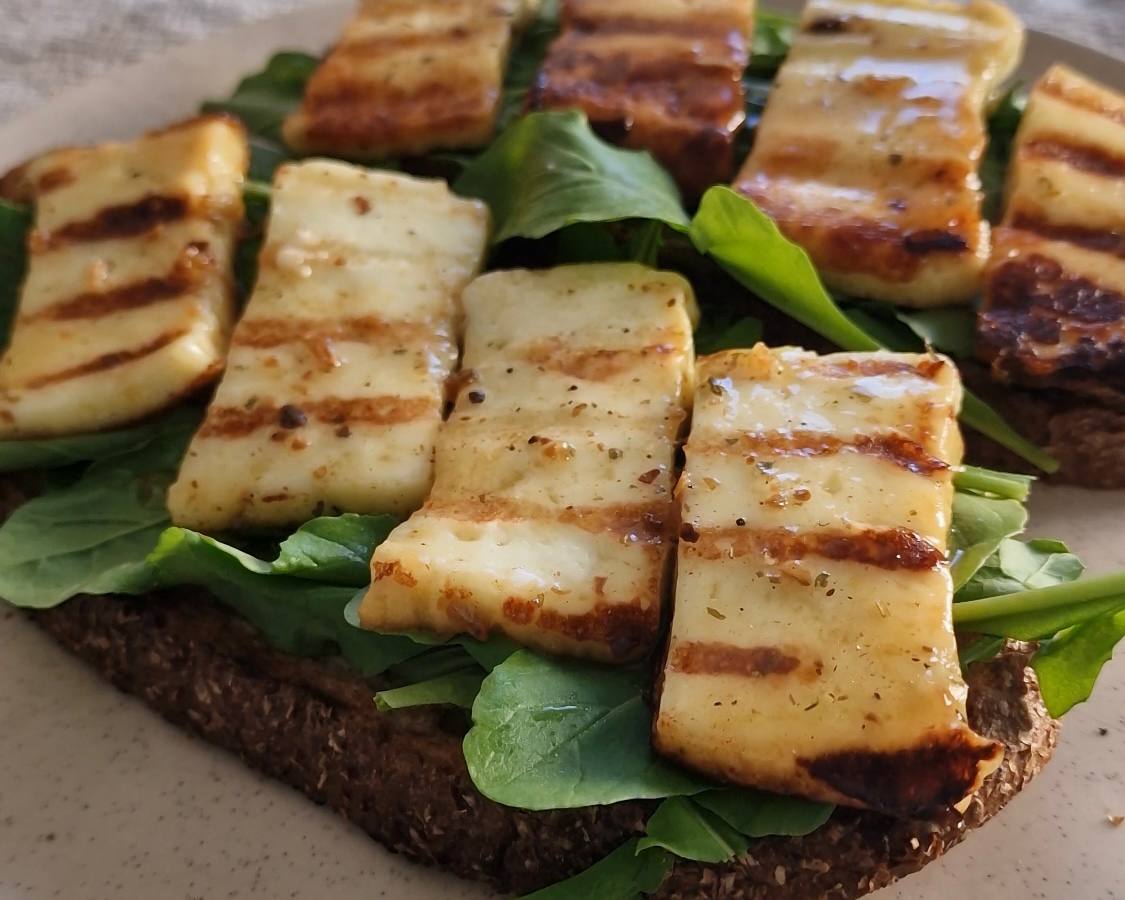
[0,4,1122,899]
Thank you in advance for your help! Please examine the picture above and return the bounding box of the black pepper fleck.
[279,405,308,429]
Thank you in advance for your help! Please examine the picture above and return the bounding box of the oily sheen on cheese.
[167,160,488,530]
[653,346,1002,816]
[0,116,248,437]
[358,263,696,662]
[283,0,540,158]
[977,65,1125,391]
[734,0,1023,307]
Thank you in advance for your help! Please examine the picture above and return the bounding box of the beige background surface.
[0,0,1121,123]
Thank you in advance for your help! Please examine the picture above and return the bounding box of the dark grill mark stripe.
[809,357,947,380]
[339,22,490,57]
[696,430,949,476]
[799,730,1002,816]
[668,640,803,678]
[38,194,191,251]
[198,396,439,438]
[521,339,681,382]
[234,316,437,349]
[422,497,673,543]
[499,597,661,661]
[36,166,76,193]
[1010,212,1125,260]
[684,526,944,571]
[1022,137,1125,179]
[25,242,214,322]
[23,329,189,389]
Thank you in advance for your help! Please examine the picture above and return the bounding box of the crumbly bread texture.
[35,589,1057,899]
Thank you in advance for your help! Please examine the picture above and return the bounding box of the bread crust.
[34,591,1058,899]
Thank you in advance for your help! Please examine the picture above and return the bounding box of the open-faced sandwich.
[0,0,1123,898]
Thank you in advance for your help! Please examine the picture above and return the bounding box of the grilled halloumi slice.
[283,0,539,158]
[0,116,248,437]
[654,345,1002,816]
[734,0,1024,307]
[358,263,697,662]
[977,65,1125,394]
[167,160,488,530]
[530,0,755,196]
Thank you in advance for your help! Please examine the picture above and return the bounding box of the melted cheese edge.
[359,263,696,662]
[735,0,1024,307]
[167,160,488,530]
[654,345,1002,815]
[0,117,248,437]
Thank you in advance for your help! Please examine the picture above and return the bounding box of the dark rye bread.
[34,590,1058,899]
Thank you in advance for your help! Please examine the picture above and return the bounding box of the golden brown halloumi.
[530,0,756,196]
[734,0,1024,307]
[977,65,1125,394]
[358,263,697,662]
[167,160,489,530]
[0,116,248,437]
[653,345,1002,816]
[283,0,539,158]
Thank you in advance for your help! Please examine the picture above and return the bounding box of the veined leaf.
[463,650,708,809]
[1033,609,1125,717]
[273,513,397,586]
[949,492,1028,591]
[694,788,834,838]
[375,670,486,712]
[637,797,749,863]
[454,110,689,243]
[520,840,671,900]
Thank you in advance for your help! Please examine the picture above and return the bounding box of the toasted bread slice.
[34,587,1056,899]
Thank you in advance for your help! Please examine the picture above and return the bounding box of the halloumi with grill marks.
[734,0,1024,307]
[977,65,1125,395]
[358,263,697,663]
[654,345,1003,816]
[529,0,755,196]
[167,160,489,531]
[0,116,248,437]
[283,0,540,159]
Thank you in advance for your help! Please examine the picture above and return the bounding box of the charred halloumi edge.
[734,0,1024,308]
[530,0,756,195]
[283,0,540,158]
[167,160,489,531]
[978,64,1125,383]
[0,116,248,438]
[653,344,1003,816]
[358,262,697,663]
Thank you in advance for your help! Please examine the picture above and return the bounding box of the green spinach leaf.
[953,465,1033,501]
[694,788,834,838]
[463,650,707,809]
[273,513,397,586]
[895,306,976,359]
[1033,609,1125,717]
[956,538,1084,603]
[375,670,486,712]
[0,417,199,608]
[694,316,764,355]
[636,797,749,863]
[949,492,1028,591]
[952,570,1125,640]
[0,407,201,473]
[498,0,560,129]
[202,51,318,146]
[454,110,690,243]
[148,528,423,676]
[749,11,796,77]
[521,840,672,900]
